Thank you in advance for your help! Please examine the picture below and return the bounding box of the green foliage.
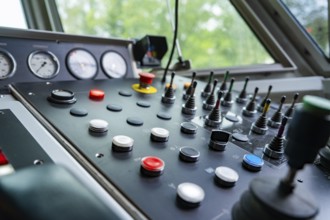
[56,0,273,69]
[282,0,328,56]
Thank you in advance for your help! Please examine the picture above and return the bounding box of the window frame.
[248,0,330,77]
[21,0,63,32]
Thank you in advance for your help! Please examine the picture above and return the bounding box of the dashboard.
[0,27,330,220]
[0,27,136,90]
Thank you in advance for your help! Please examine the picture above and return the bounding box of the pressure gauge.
[66,49,98,79]
[0,49,16,80]
[101,51,127,78]
[28,50,60,79]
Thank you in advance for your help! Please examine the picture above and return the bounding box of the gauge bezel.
[0,48,17,80]
[101,51,128,79]
[28,50,60,79]
[66,48,98,79]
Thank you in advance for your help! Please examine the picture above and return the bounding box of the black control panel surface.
[0,109,53,168]
[10,76,330,220]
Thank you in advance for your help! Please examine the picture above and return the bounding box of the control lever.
[281,95,330,193]
[232,95,330,220]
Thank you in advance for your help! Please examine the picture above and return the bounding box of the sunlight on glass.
[56,0,274,69]
[281,0,329,56]
[0,0,27,29]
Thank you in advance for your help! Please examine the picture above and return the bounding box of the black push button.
[179,147,200,162]
[232,133,249,142]
[157,112,172,120]
[119,90,132,97]
[137,101,151,108]
[106,104,123,112]
[70,108,88,117]
[48,89,76,104]
[127,117,144,126]
[180,122,198,134]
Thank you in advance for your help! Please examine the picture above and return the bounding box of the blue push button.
[242,154,264,172]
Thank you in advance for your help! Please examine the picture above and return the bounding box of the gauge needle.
[36,61,47,73]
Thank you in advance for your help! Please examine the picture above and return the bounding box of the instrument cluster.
[0,27,135,88]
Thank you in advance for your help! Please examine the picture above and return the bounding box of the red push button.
[139,73,155,87]
[141,156,164,171]
[89,89,105,100]
[0,150,9,165]
[132,72,157,94]
[140,156,165,177]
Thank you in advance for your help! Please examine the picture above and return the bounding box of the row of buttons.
[83,109,265,207]
[106,130,263,208]
[49,86,266,209]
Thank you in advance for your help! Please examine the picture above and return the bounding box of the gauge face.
[101,51,127,78]
[0,49,16,80]
[67,49,98,79]
[28,50,60,79]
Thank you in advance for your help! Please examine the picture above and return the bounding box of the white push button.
[177,182,205,207]
[150,127,169,142]
[112,135,134,152]
[214,166,239,187]
[89,119,108,133]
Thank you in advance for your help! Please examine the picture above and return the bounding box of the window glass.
[0,0,27,29]
[56,0,274,69]
[281,0,328,57]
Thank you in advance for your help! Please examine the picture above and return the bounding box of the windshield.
[55,0,274,69]
[281,0,329,57]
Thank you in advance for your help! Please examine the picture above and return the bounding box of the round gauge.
[0,49,16,80]
[101,51,127,78]
[28,50,60,79]
[66,49,98,79]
